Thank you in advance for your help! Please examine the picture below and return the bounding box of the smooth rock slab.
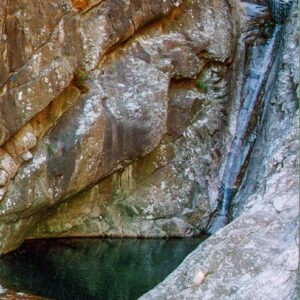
[140,130,299,299]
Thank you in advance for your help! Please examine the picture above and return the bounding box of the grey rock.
[140,3,299,298]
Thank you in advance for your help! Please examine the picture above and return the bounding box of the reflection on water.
[0,238,203,300]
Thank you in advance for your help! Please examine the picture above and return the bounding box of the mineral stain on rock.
[71,0,91,12]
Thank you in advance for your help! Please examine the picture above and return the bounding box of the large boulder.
[0,0,240,253]
[29,0,240,240]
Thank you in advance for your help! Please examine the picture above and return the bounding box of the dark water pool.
[0,238,203,300]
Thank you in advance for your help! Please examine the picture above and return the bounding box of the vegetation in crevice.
[72,68,89,93]
[195,80,209,93]
[195,71,210,94]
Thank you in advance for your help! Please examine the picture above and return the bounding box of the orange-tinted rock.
[71,0,91,12]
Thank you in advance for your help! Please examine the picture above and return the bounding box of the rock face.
[0,0,241,252]
[141,1,299,298]
[29,0,240,239]
[142,119,298,299]
[0,0,298,298]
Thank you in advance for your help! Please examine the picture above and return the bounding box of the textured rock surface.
[141,2,299,298]
[0,0,198,253]
[29,0,240,239]
[0,0,241,252]
[0,1,298,298]
[0,0,181,145]
[141,117,299,299]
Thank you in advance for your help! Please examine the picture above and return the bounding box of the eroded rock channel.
[0,0,298,299]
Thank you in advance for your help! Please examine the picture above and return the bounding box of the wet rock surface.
[141,116,299,299]
[141,2,299,298]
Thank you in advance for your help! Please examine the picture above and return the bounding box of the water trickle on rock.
[207,0,293,233]
[268,0,294,23]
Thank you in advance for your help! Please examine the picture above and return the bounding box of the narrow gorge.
[0,0,298,299]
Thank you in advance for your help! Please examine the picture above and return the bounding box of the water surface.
[0,238,203,300]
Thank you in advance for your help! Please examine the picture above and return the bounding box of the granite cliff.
[0,0,298,298]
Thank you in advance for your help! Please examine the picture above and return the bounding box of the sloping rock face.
[141,1,299,299]
[0,0,241,253]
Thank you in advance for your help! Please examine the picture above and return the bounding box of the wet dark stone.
[268,0,294,23]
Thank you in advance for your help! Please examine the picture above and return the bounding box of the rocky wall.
[0,0,241,254]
